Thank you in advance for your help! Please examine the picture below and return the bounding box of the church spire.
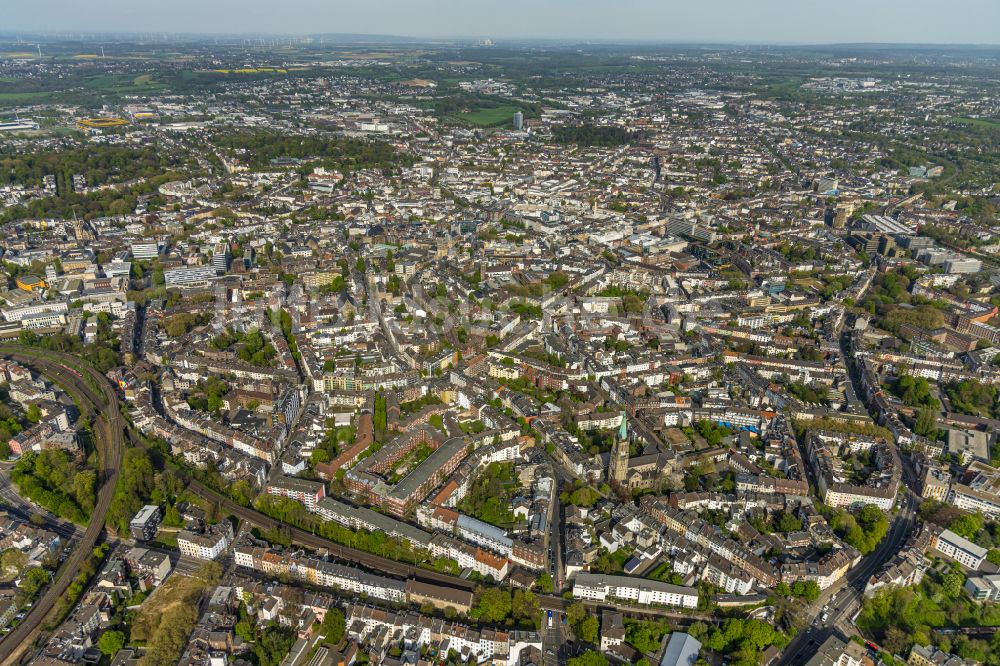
[610,412,629,490]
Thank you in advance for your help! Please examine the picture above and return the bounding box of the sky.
[8,0,1000,45]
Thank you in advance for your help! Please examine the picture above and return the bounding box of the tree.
[536,572,554,594]
[230,479,254,507]
[25,403,40,423]
[106,447,155,535]
[882,626,911,656]
[625,618,671,653]
[567,485,600,508]
[321,607,345,644]
[744,620,777,650]
[163,504,183,528]
[235,618,255,642]
[543,271,568,290]
[949,512,984,540]
[10,450,92,524]
[553,125,634,147]
[98,630,125,657]
[72,470,97,514]
[942,567,965,599]
[253,625,296,666]
[914,406,939,437]
[511,588,540,627]
[893,374,939,409]
[566,601,587,629]
[577,615,600,643]
[568,651,609,666]
[472,587,511,623]
[944,379,999,420]
[566,601,601,642]
[830,504,888,555]
[704,618,786,657]
[776,512,803,533]
[20,567,49,596]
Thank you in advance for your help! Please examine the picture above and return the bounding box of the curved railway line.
[0,344,710,657]
[0,347,125,666]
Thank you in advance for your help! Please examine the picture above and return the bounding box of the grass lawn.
[152,531,178,549]
[952,116,1000,129]
[453,105,520,127]
[0,91,55,104]
[793,277,824,290]
[130,560,220,663]
[85,73,164,93]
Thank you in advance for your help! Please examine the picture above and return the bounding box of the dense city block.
[0,31,999,666]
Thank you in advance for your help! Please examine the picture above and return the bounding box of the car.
[821,613,829,622]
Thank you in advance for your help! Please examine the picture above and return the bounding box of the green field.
[953,116,1000,130]
[453,105,520,127]
[0,91,56,103]
[85,73,162,92]
[0,69,169,109]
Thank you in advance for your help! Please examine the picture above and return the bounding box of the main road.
[777,487,917,666]
[0,347,125,666]
[776,317,919,666]
[0,347,710,656]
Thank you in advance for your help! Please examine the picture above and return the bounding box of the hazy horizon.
[6,0,1000,46]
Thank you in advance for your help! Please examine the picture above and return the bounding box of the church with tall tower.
[609,413,629,491]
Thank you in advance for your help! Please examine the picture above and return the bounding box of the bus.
[547,610,553,629]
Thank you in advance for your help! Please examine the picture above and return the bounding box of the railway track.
[185,482,716,622]
[0,345,711,659]
[0,347,125,666]
[186,480,479,592]
[0,347,714,631]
